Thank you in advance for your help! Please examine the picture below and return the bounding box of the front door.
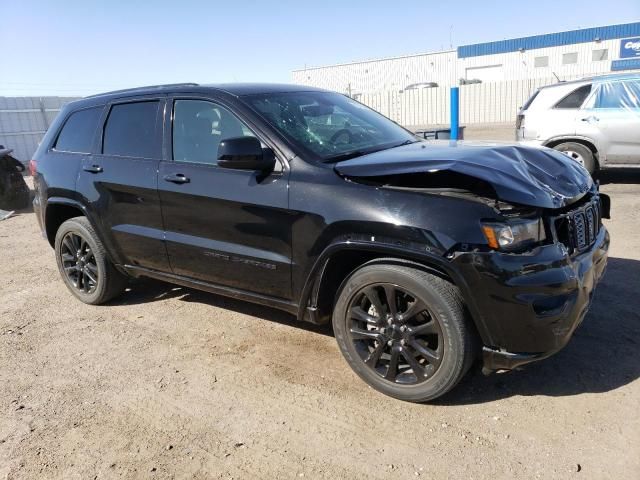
[77,97,170,271]
[157,98,293,299]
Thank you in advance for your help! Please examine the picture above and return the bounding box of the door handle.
[83,165,103,173]
[163,173,190,184]
[581,116,599,122]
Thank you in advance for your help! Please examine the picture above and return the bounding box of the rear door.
[157,96,292,299]
[77,96,170,271]
[582,80,640,164]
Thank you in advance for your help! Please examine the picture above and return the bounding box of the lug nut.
[400,339,406,346]
[387,340,393,346]
[400,325,407,332]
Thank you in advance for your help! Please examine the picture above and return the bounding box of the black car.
[32,83,610,402]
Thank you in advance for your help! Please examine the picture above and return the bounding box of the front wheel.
[54,216,128,305]
[332,264,475,402]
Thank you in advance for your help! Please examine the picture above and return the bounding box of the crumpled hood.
[334,141,593,209]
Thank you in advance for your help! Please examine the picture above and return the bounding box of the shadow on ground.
[111,256,639,403]
[596,168,640,185]
[113,278,333,337]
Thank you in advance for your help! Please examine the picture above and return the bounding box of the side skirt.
[123,265,299,315]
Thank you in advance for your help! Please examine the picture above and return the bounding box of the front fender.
[297,237,496,346]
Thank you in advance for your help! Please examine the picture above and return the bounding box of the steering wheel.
[329,128,353,145]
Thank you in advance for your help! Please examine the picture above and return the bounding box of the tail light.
[28,159,37,176]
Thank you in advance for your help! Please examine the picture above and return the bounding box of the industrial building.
[292,22,640,95]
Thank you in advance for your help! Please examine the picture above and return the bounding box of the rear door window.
[595,81,640,109]
[54,106,103,153]
[554,85,592,109]
[102,101,160,158]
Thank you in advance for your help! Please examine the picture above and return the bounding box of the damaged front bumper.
[452,225,609,372]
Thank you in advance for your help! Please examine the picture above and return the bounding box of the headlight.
[481,218,546,251]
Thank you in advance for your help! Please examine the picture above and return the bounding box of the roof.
[536,72,640,91]
[458,22,640,58]
[81,82,328,103]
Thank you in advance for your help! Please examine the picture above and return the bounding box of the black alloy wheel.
[54,216,128,305]
[333,263,476,402]
[347,283,443,385]
[60,232,99,294]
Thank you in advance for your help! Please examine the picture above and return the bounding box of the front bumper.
[452,225,609,371]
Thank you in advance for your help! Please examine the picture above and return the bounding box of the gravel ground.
[1,173,639,480]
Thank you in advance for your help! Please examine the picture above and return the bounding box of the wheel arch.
[44,198,89,247]
[297,241,493,345]
[544,137,600,166]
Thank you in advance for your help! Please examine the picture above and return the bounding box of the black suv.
[32,83,610,402]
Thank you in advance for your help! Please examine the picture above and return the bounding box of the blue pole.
[450,86,459,140]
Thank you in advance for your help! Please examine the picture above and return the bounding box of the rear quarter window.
[521,90,540,111]
[554,84,592,109]
[54,106,104,153]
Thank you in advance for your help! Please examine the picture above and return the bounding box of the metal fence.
[357,77,560,128]
[0,97,78,164]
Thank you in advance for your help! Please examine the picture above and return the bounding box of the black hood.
[334,141,593,209]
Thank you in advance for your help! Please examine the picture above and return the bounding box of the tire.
[553,142,596,175]
[332,263,475,403]
[54,216,128,305]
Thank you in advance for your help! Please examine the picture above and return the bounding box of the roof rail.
[84,83,200,98]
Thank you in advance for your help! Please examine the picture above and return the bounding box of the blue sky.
[2,0,639,96]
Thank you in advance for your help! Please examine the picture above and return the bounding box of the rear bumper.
[452,225,609,371]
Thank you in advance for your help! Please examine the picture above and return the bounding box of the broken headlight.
[481,218,546,251]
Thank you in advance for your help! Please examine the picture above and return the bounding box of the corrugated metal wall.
[0,97,78,164]
[357,77,559,128]
[459,38,623,81]
[292,51,458,95]
[292,23,640,95]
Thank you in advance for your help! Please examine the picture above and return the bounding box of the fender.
[297,238,496,346]
[45,197,127,272]
[542,135,602,161]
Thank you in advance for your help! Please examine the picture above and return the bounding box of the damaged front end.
[335,141,611,372]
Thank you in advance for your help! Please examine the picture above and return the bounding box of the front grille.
[552,196,602,254]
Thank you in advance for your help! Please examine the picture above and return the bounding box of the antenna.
[552,71,561,82]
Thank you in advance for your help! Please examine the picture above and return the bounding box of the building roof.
[457,22,640,58]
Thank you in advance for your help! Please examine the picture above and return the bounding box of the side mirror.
[217,136,275,172]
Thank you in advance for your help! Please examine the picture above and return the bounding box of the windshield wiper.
[324,139,420,164]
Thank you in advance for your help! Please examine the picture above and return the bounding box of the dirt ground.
[1,172,639,480]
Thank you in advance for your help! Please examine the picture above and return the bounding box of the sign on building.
[620,37,640,59]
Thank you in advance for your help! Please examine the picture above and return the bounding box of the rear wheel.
[54,216,128,305]
[553,142,596,175]
[332,263,475,402]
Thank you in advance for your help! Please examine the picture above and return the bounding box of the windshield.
[242,91,416,162]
